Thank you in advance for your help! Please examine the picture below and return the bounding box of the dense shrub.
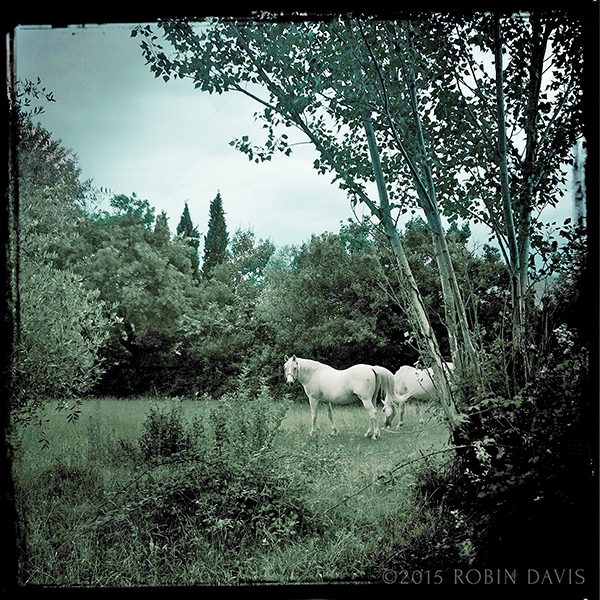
[107,376,325,561]
[13,263,114,417]
[373,342,595,580]
[139,401,198,462]
[109,454,321,551]
[458,348,594,571]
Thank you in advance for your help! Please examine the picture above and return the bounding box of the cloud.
[16,22,576,253]
[16,24,355,247]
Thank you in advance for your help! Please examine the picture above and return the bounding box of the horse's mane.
[296,357,323,366]
[295,357,326,373]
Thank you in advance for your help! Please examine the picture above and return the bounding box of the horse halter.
[285,357,299,382]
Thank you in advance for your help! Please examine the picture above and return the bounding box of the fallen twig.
[382,422,444,434]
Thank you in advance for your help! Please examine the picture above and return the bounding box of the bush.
[374,343,594,579]
[14,263,115,416]
[118,376,324,560]
[114,456,320,550]
[459,349,594,571]
[139,401,197,462]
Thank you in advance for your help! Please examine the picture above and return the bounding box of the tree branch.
[322,445,469,516]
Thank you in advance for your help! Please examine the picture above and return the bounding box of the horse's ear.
[284,355,289,361]
[292,354,297,361]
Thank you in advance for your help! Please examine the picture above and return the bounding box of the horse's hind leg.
[361,398,380,439]
[325,402,339,436]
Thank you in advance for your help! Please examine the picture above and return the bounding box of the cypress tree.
[176,202,200,279]
[153,211,171,247]
[202,191,228,278]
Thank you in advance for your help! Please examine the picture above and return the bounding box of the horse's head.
[284,355,298,384]
[382,400,396,428]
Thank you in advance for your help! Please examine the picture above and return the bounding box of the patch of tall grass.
[12,386,452,585]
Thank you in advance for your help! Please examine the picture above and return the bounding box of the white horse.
[284,355,398,439]
[383,362,455,428]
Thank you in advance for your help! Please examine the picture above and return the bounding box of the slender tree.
[176,202,200,279]
[445,13,583,382]
[153,210,171,247]
[347,19,480,387]
[202,191,228,279]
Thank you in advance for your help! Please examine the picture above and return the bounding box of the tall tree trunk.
[518,16,551,308]
[572,139,586,228]
[344,20,461,428]
[494,17,524,362]
[398,20,481,383]
[362,115,459,430]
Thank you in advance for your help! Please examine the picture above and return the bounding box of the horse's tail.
[371,367,383,405]
[371,365,402,406]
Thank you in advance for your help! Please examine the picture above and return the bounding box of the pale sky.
[15,21,575,251]
[15,23,358,248]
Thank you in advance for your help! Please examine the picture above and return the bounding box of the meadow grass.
[12,396,453,586]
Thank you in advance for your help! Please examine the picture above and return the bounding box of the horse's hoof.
[331,430,339,437]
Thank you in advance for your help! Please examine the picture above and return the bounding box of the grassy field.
[12,395,454,586]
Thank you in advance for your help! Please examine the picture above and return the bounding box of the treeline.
[14,113,522,409]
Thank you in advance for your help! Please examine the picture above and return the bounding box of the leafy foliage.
[373,239,593,575]
[14,116,116,419]
[258,228,386,362]
[373,344,593,574]
[95,193,156,229]
[15,264,113,405]
[122,376,321,556]
[153,210,171,247]
[139,401,197,462]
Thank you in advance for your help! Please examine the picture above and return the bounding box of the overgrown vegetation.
[370,246,595,582]
[134,371,322,558]
[11,10,595,592]
[13,387,452,586]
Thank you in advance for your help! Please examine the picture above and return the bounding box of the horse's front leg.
[308,398,319,436]
[396,400,407,428]
[325,402,339,436]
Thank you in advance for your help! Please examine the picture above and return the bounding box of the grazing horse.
[383,362,455,428]
[284,355,398,439]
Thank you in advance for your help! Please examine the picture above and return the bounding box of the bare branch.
[322,445,469,516]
